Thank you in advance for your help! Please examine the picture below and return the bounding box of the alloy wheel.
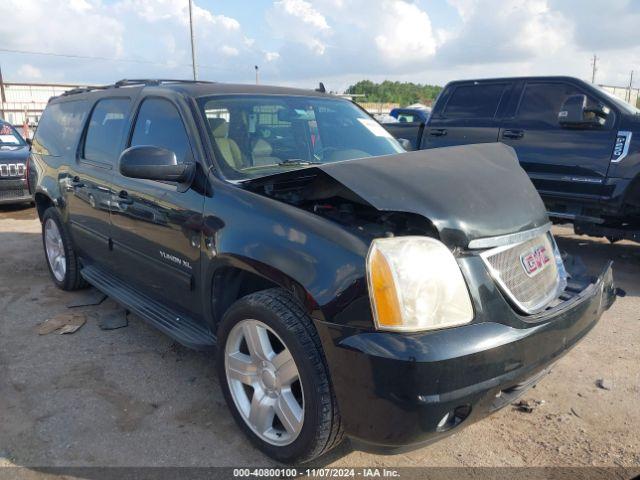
[44,218,66,282]
[224,319,304,446]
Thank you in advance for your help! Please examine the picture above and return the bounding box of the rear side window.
[443,84,507,119]
[83,98,130,165]
[130,98,192,164]
[516,83,605,127]
[32,101,88,157]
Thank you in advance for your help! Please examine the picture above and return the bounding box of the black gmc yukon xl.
[387,76,640,243]
[30,79,616,463]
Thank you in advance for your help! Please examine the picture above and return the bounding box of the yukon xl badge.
[520,245,551,278]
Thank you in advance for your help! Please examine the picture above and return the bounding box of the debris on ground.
[95,309,129,331]
[66,288,107,308]
[596,378,612,390]
[570,407,582,418]
[37,313,86,335]
[512,399,545,413]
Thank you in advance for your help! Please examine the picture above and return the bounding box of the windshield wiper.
[277,159,323,166]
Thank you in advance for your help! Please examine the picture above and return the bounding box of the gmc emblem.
[520,245,551,277]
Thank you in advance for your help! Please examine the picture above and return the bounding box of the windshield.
[198,95,404,180]
[595,86,640,115]
[0,123,26,147]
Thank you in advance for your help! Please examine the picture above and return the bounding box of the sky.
[0,0,639,91]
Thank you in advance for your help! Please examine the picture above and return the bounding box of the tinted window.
[444,84,507,118]
[32,101,88,156]
[130,98,191,164]
[397,113,417,123]
[83,98,130,164]
[517,83,604,127]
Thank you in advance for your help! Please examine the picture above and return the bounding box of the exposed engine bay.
[242,169,438,239]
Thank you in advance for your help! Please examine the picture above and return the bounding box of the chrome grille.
[481,232,566,314]
[0,163,26,177]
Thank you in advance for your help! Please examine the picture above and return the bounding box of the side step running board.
[81,265,216,350]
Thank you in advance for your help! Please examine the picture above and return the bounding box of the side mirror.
[25,137,33,147]
[558,94,608,128]
[119,145,195,184]
[397,138,413,151]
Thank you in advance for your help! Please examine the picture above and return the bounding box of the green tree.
[346,80,443,106]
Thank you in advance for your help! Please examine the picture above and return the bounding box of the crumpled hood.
[321,143,548,248]
[0,145,30,162]
[244,143,549,249]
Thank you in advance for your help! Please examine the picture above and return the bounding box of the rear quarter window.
[443,84,508,119]
[83,98,131,165]
[33,100,88,157]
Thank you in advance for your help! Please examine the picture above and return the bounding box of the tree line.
[345,80,443,106]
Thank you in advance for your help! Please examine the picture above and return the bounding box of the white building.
[599,84,639,109]
[0,82,86,126]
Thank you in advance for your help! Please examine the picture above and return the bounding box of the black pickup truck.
[386,76,640,243]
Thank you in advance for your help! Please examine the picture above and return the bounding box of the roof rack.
[114,79,216,88]
[60,79,216,97]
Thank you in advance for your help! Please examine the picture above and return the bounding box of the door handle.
[503,129,524,139]
[118,190,133,205]
[429,128,447,137]
[71,176,84,187]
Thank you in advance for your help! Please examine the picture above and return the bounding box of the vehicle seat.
[209,118,243,169]
[251,139,280,166]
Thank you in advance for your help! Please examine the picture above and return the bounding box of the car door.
[421,82,512,149]
[499,81,617,201]
[65,97,131,263]
[110,95,205,318]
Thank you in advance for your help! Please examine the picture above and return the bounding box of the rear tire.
[41,207,87,290]
[216,288,343,463]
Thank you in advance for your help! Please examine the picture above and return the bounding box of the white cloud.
[220,45,240,57]
[440,0,569,65]
[17,64,42,80]
[373,1,436,63]
[267,0,331,55]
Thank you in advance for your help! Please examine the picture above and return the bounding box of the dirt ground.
[0,204,638,471]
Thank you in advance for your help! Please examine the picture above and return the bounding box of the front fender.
[202,180,372,327]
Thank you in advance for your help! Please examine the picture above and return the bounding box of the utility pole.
[591,54,598,84]
[0,64,6,120]
[188,0,198,81]
[627,70,634,103]
[255,65,259,85]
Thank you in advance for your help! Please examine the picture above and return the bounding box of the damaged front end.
[240,142,616,320]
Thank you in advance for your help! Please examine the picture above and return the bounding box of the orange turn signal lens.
[368,247,402,328]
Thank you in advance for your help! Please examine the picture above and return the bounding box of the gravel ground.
[0,204,638,473]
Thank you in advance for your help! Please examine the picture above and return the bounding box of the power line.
[0,47,234,72]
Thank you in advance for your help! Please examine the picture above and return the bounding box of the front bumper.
[317,262,616,453]
[0,179,31,205]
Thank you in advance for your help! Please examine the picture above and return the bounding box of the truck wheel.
[606,236,622,244]
[216,288,343,463]
[41,207,87,290]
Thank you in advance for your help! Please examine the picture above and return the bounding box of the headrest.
[209,118,228,138]
[252,139,273,157]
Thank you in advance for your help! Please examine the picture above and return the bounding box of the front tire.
[216,288,343,463]
[42,207,87,290]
